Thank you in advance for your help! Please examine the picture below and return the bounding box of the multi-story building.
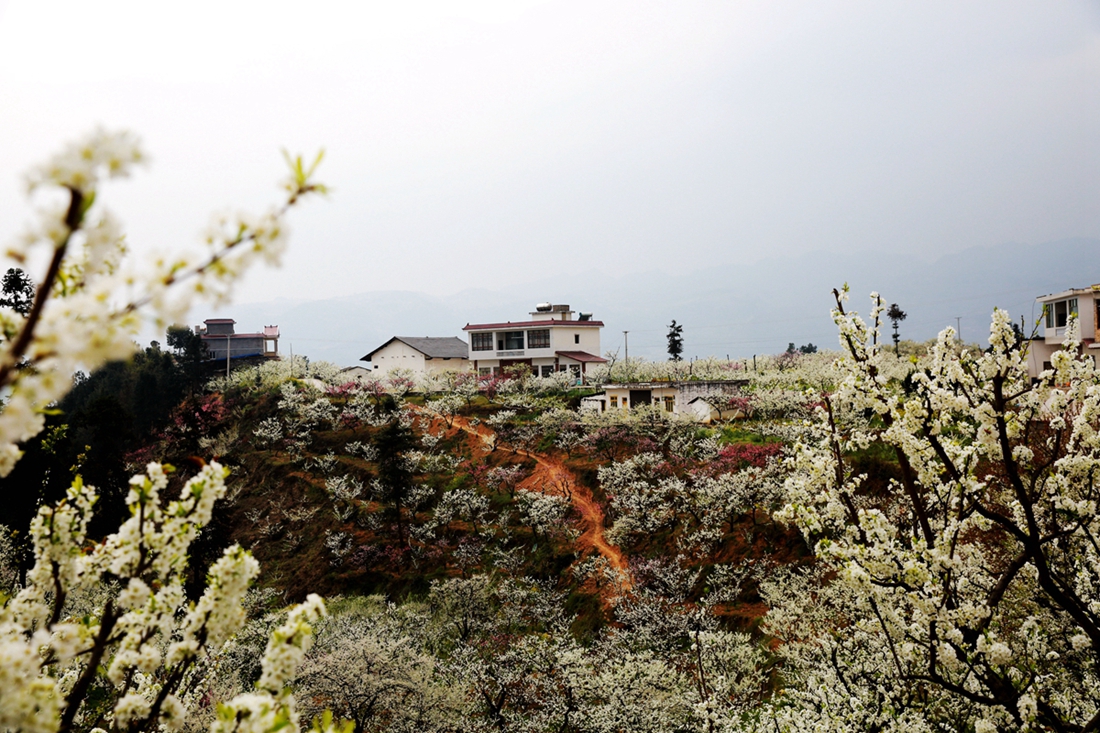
[198,319,279,361]
[463,303,606,382]
[1028,284,1100,378]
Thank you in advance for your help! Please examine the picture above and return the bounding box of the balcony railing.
[497,350,525,357]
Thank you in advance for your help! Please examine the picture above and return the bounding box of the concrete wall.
[598,381,747,419]
[423,356,471,375]
[468,325,602,361]
[370,340,427,375]
[370,341,470,377]
[1042,293,1098,342]
[1032,291,1100,379]
[551,325,601,356]
[602,385,679,411]
[340,366,373,381]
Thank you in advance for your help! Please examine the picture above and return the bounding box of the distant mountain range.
[203,238,1099,367]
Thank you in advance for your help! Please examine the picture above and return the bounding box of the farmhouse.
[198,319,279,361]
[1028,284,1100,378]
[338,365,373,382]
[463,303,606,382]
[362,336,471,377]
[582,379,749,423]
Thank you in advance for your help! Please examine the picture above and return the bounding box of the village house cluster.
[361,303,608,382]
[201,285,1097,423]
[356,303,750,421]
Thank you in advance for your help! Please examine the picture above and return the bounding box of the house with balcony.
[1028,284,1100,378]
[463,303,606,382]
[198,319,279,361]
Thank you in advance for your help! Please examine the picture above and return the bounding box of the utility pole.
[225,334,231,381]
[955,317,962,344]
[623,331,629,370]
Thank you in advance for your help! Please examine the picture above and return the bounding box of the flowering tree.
[295,598,457,733]
[0,131,336,733]
[774,288,1100,731]
[0,130,323,476]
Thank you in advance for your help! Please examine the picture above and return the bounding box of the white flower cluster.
[0,460,315,733]
[770,289,1100,730]
[514,488,571,538]
[0,130,324,477]
[0,132,338,733]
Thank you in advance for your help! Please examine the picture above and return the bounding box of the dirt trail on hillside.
[516,450,631,586]
[415,407,631,591]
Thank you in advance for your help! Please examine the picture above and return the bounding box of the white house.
[338,365,373,382]
[463,303,606,382]
[1028,284,1100,379]
[361,337,471,377]
[581,379,749,422]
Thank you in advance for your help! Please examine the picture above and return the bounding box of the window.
[528,329,550,349]
[504,331,524,350]
[471,332,493,351]
[610,395,618,408]
[1045,298,1078,329]
[574,334,580,344]
[478,367,491,376]
[664,396,675,412]
[540,365,554,378]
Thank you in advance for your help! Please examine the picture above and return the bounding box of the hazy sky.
[1,1,1098,308]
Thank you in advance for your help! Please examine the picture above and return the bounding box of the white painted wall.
[551,325,601,356]
[1042,292,1098,342]
[467,324,603,360]
[370,340,426,374]
[370,340,470,377]
[423,356,471,375]
[602,385,679,412]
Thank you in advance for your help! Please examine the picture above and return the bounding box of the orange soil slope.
[415,407,631,591]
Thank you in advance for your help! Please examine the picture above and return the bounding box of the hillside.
[116,360,811,641]
[9,318,1100,731]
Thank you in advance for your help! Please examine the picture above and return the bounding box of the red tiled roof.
[555,350,608,363]
[204,318,235,324]
[463,319,604,331]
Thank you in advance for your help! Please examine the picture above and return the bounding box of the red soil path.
[414,407,631,591]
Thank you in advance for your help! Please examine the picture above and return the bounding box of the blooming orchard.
[771,287,1100,731]
[0,131,335,733]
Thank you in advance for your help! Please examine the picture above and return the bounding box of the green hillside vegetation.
[8,307,1100,732]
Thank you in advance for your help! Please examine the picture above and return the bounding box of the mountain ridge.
[204,238,1099,366]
